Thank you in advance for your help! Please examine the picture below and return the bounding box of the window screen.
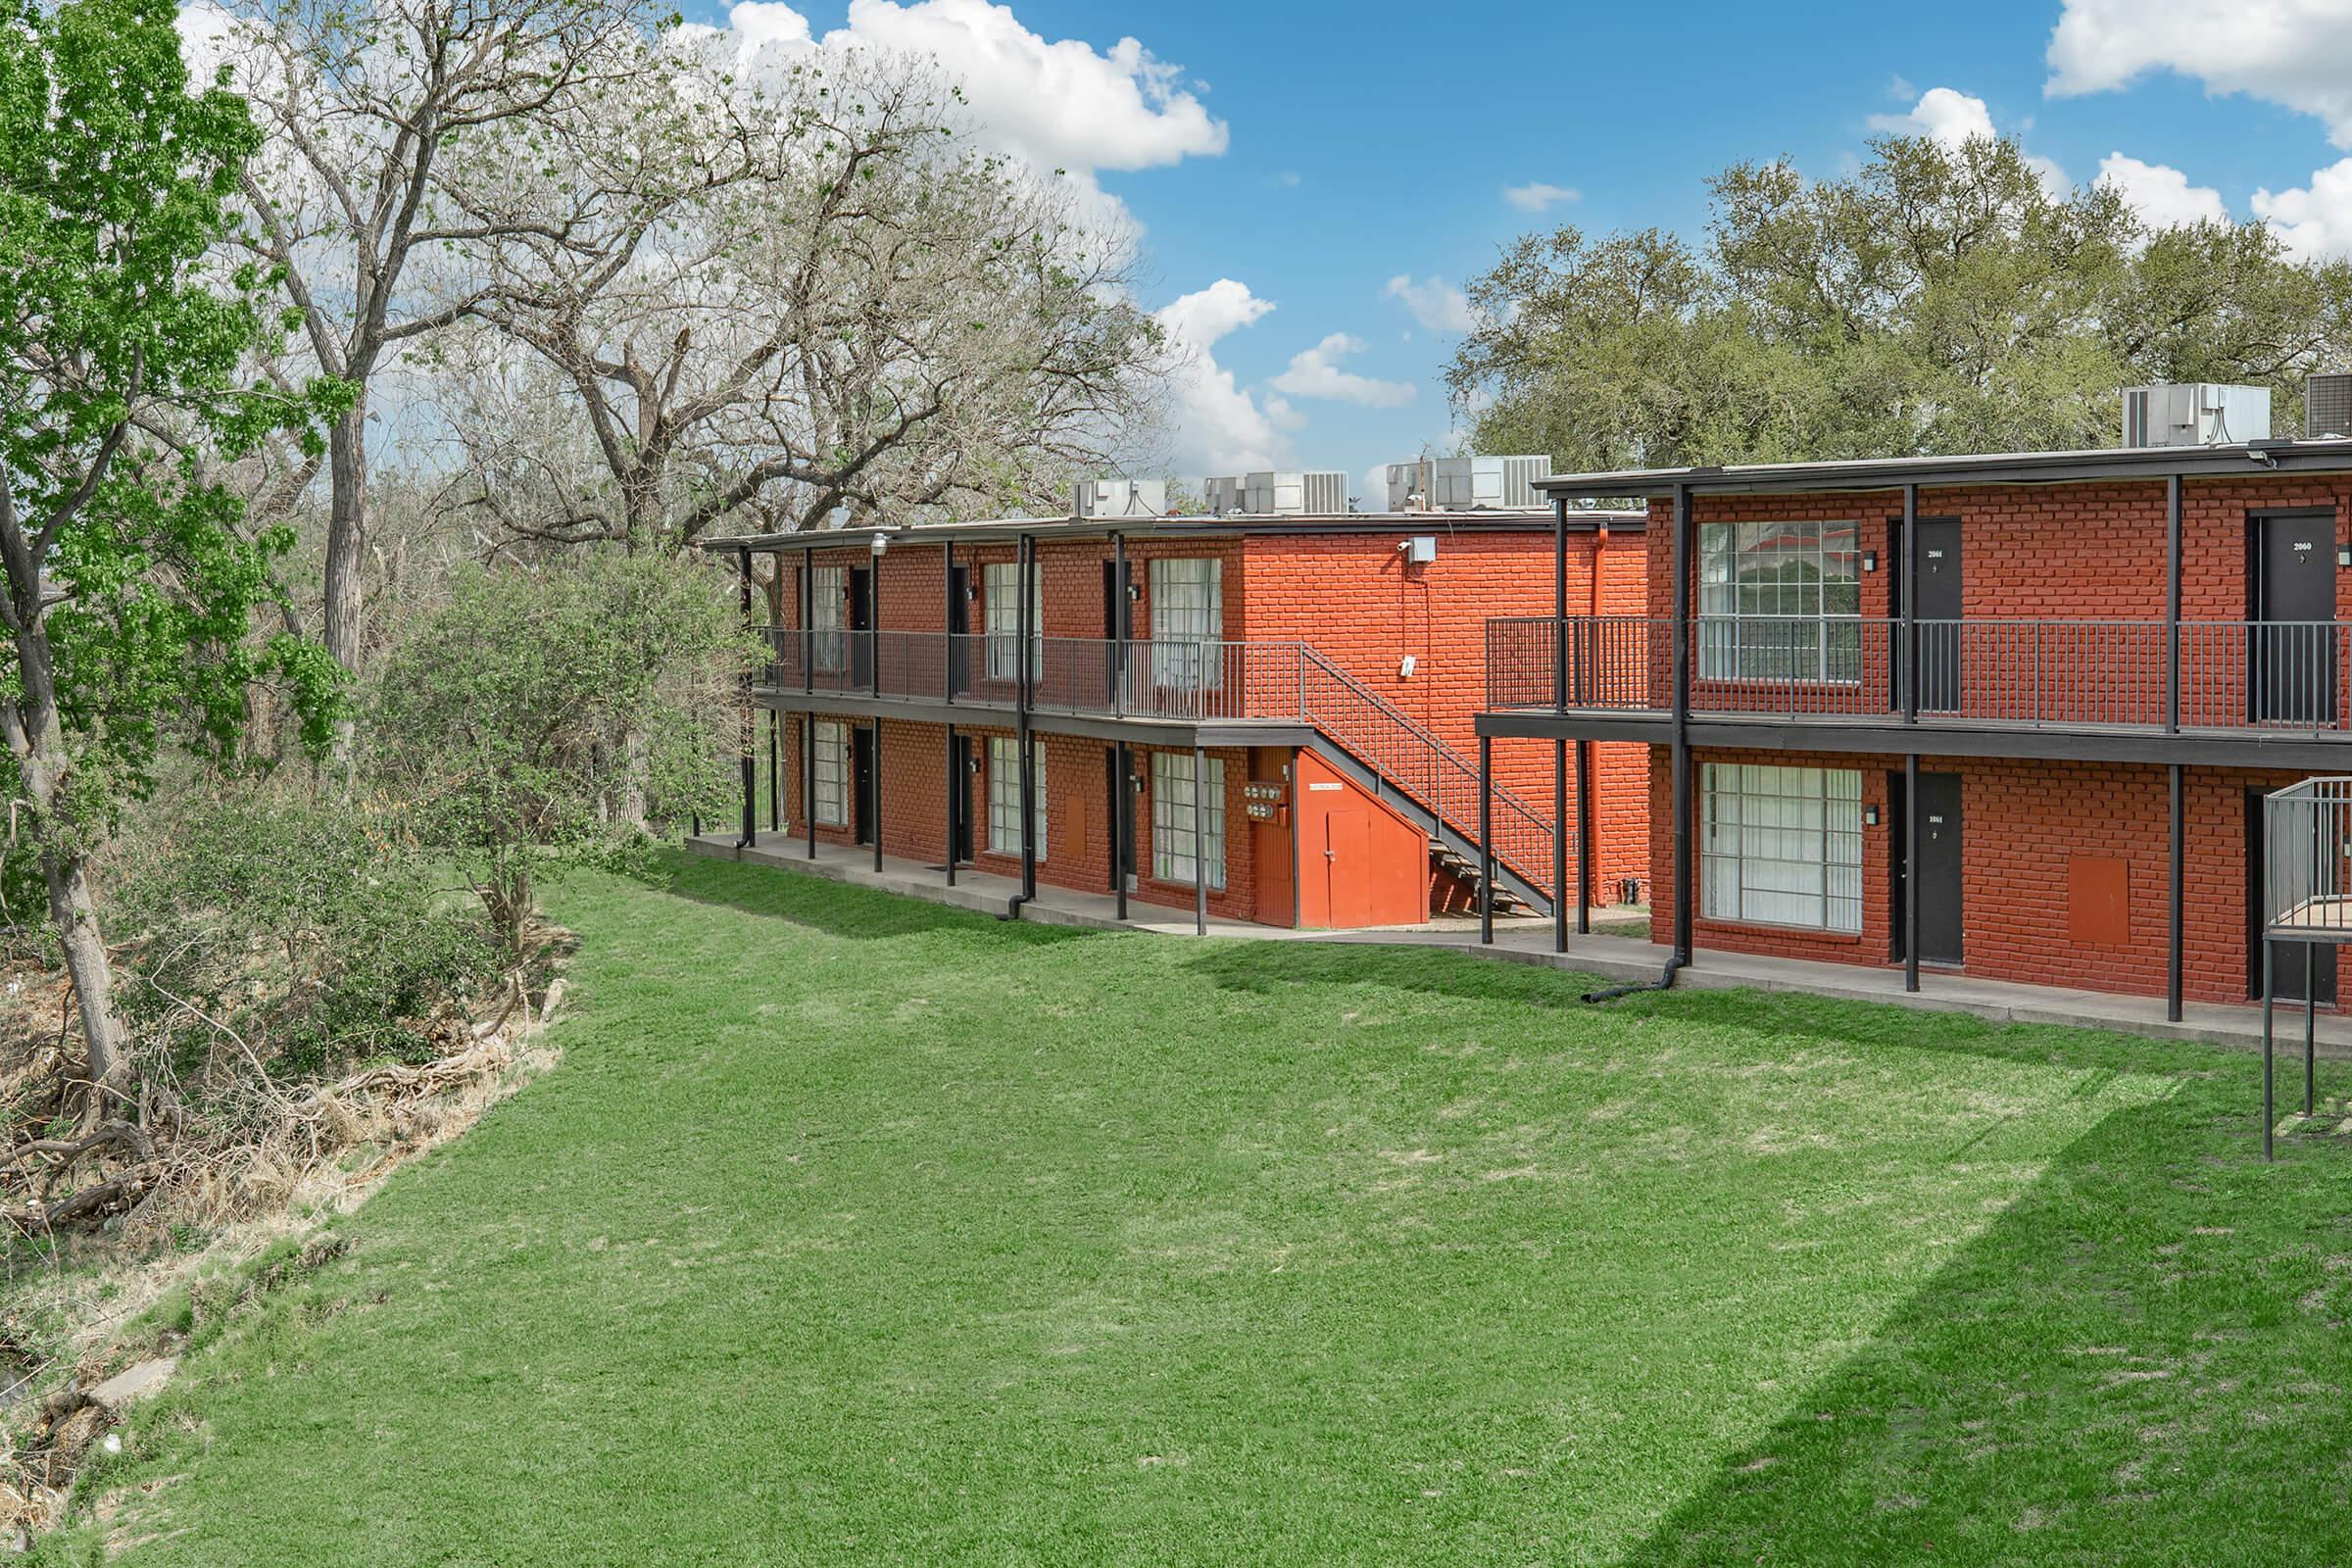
[987,735,1047,860]
[984,562,1042,680]
[1150,558,1224,690]
[810,720,850,826]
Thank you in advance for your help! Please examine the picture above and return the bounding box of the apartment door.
[947,564,971,696]
[2252,511,2336,725]
[852,724,876,847]
[1102,560,1132,703]
[1104,749,1133,891]
[1894,771,1965,965]
[2246,788,2336,1003]
[1913,519,1963,712]
[950,733,974,864]
[848,565,875,689]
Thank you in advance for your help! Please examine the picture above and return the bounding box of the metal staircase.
[1293,647,1560,916]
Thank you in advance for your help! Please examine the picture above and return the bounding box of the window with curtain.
[1151,752,1226,889]
[1697,520,1862,682]
[1149,558,1223,690]
[987,735,1047,860]
[1700,764,1863,932]
[810,721,850,826]
[808,565,848,673]
[983,562,1042,680]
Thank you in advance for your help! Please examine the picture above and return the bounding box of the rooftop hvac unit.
[2307,373,2352,439]
[1072,478,1166,518]
[1221,470,1348,514]
[2122,383,2272,448]
[1202,475,1246,515]
[1384,454,1550,511]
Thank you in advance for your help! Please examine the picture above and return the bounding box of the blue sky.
[684,0,2352,504]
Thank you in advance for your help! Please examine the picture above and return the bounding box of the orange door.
[1251,750,1295,925]
[1324,809,1370,927]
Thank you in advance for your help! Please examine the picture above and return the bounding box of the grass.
[50,853,2352,1565]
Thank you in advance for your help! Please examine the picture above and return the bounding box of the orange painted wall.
[1292,749,1432,928]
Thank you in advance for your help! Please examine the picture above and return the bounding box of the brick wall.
[1645,745,2348,1007]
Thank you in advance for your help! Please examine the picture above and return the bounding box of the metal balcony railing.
[755,627,1561,899]
[1485,615,2352,737]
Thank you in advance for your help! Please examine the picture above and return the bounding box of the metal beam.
[945,723,958,888]
[2166,473,2183,734]
[1193,746,1209,937]
[737,549,756,849]
[1552,738,1567,952]
[1112,532,1129,718]
[1671,483,1694,966]
[1576,740,1593,935]
[1016,534,1038,903]
[1115,742,1130,920]
[799,554,813,696]
[768,710,779,831]
[1900,483,1918,722]
[804,712,816,860]
[1479,734,1494,945]
[2168,762,2183,1021]
[1904,753,1920,995]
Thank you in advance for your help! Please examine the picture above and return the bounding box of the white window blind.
[1152,752,1225,889]
[1697,520,1862,683]
[983,562,1042,681]
[1700,764,1863,932]
[1150,558,1223,690]
[988,735,1047,860]
[810,720,850,826]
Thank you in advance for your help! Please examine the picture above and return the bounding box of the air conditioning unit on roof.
[2123,383,2272,447]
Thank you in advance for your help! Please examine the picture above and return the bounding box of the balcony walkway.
[687,831,2352,1057]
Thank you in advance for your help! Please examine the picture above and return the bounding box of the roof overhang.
[697,508,1641,554]
[1533,439,2352,501]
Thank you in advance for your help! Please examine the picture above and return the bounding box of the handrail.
[753,624,1564,904]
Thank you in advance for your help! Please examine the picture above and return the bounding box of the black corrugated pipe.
[1581,953,1682,1004]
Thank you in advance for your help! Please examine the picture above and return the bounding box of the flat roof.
[1533,437,2352,500]
[699,508,1645,553]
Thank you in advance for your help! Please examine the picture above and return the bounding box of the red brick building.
[710,509,1647,930]
[1479,428,2352,1017]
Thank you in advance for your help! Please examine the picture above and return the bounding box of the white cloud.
[1382,274,1476,334]
[2255,158,2352,260]
[1869,84,1997,145]
[1152,279,1287,472]
[1269,333,1416,409]
[1503,181,1580,213]
[1263,395,1307,432]
[2097,153,2228,228]
[1867,86,2068,194]
[684,0,1229,231]
[2048,0,2352,148]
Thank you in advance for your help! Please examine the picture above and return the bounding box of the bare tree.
[202,0,665,684]
[440,44,1165,556]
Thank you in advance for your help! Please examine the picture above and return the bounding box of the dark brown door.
[848,566,874,689]
[2252,511,2335,725]
[1914,772,1964,965]
[852,724,875,847]
[1914,519,1962,712]
[951,734,974,863]
[947,565,971,696]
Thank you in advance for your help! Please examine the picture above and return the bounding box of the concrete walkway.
[685,831,2352,1057]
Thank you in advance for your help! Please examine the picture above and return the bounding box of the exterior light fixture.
[1861,551,1879,572]
[2338,546,2351,568]
[869,532,890,558]
[1864,806,1881,826]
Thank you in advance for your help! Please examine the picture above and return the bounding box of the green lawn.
[58,855,2352,1565]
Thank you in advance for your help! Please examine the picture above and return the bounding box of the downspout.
[1005,531,1038,919]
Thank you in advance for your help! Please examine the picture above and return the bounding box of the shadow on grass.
[1185,938,2211,1082]
[1610,1075,2352,1566]
[626,848,1094,948]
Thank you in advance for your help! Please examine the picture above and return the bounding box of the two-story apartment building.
[709,505,1647,932]
[1478,391,2352,1019]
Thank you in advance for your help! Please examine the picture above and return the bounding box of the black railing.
[1486,615,2352,737]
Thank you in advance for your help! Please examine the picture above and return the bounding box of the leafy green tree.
[0,0,341,1113]
[368,554,745,961]
[1450,134,2352,469]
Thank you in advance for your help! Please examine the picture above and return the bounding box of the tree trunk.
[42,843,129,1118]
[323,397,368,760]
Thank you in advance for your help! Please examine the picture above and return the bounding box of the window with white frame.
[1151,752,1226,889]
[808,565,848,673]
[810,720,851,826]
[1700,764,1863,932]
[1149,558,1223,690]
[987,736,1047,860]
[1697,520,1862,682]
[983,562,1042,680]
